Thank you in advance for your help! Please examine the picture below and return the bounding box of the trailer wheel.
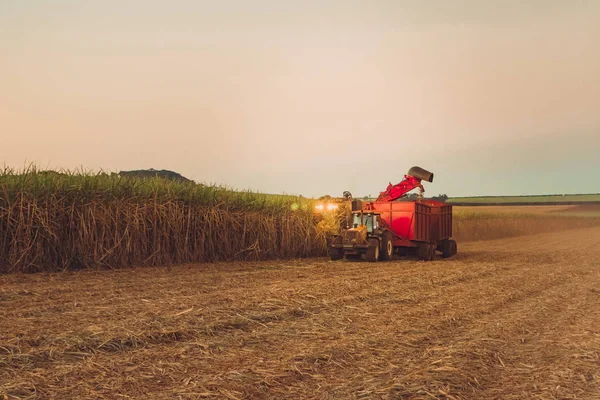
[380,231,394,261]
[441,239,457,258]
[330,247,343,261]
[441,240,453,258]
[451,240,458,256]
[366,239,379,262]
[416,243,430,261]
[428,244,436,261]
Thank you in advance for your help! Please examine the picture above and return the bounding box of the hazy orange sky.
[1,1,599,197]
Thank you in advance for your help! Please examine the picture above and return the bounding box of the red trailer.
[330,167,457,262]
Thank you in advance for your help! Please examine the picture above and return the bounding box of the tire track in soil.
[375,265,600,399]
[220,259,595,398]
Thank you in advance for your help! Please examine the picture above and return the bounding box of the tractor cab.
[337,211,382,247]
[351,211,380,233]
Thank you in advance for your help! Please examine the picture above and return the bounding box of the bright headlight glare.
[315,204,324,210]
[326,203,338,210]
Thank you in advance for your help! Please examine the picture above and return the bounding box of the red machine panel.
[414,202,432,241]
[365,200,452,244]
[439,204,453,240]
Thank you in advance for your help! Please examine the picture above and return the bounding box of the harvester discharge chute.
[376,166,434,203]
[407,166,434,183]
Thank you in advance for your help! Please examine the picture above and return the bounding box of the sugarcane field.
[2,1,600,399]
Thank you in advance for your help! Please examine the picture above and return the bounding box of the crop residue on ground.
[2,227,600,399]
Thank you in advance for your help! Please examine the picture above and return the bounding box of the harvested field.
[553,204,600,217]
[2,227,600,399]
[457,204,600,215]
[448,194,600,203]
[453,205,600,242]
[456,205,574,215]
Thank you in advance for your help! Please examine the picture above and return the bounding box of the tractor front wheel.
[330,247,343,261]
[366,239,380,262]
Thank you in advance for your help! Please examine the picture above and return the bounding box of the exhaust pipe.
[407,166,434,183]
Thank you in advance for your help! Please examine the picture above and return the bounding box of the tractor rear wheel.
[366,239,380,262]
[380,231,394,261]
[330,247,343,261]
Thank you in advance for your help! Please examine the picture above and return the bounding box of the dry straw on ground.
[2,228,599,399]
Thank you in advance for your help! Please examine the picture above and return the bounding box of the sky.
[1,0,599,197]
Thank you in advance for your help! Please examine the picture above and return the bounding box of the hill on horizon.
[117,169,193,183]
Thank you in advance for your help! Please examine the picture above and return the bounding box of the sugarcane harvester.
[330,167,457,262]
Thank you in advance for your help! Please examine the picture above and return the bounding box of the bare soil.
[2,228,600,399]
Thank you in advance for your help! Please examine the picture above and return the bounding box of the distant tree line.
[453,193,600,198]
[399,193,448,202]
[360,193,449,202]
